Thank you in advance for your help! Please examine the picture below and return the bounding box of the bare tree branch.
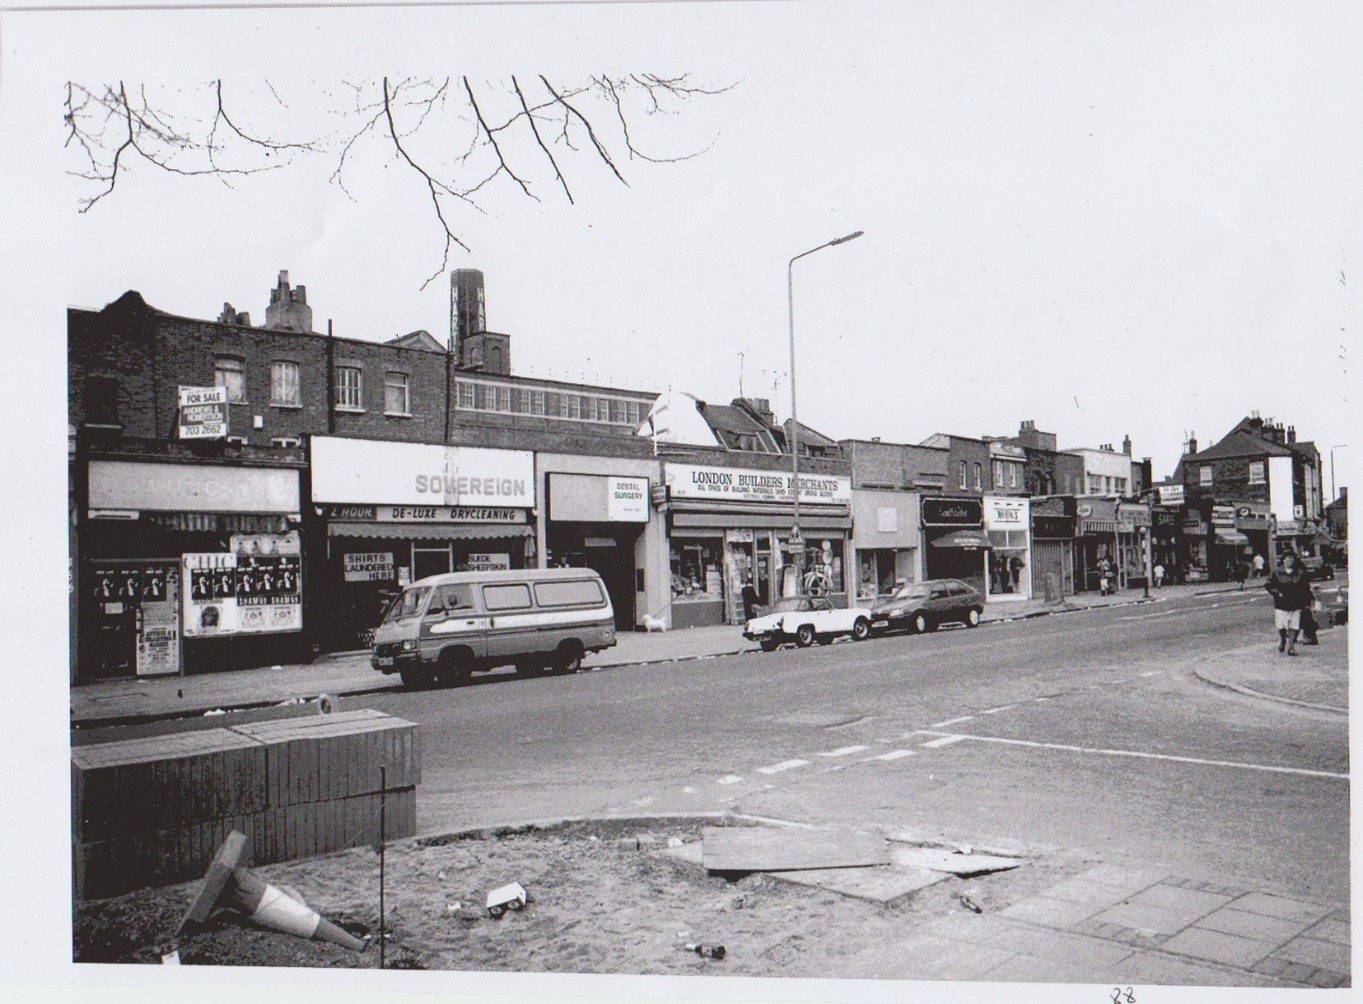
[464,76,537,201]
[512,75,573,204]
[540,75,628,187]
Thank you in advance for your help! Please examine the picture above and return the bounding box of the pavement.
[70,582,1252,727]
[1193,622,1349,713]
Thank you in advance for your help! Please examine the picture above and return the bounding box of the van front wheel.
[436,650,471,687]
[399,665,436,690]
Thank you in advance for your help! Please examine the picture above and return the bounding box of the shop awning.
[327,522,533,541]
[930,529,991,549]
[1214,530,1250,545]
[671,511,852,531]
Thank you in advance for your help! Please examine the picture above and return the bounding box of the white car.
[744,595,874,651]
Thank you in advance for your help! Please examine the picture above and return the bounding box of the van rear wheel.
[553,641,584,674]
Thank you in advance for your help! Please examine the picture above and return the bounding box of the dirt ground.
[73,817,1070,976]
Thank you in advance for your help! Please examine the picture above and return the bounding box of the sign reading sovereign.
[178,386,229,440]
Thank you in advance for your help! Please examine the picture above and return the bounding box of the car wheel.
[487,905,505,919]
[966,608,981,628]
[912,612,930,635]
[554,641,584,674]
[796,624,816,647]
[399,664,435,690]
[759,638,780,652]
[852,617,871,641]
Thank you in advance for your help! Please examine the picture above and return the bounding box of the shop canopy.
[931,529,991,549]
[327,522,533,541]
[1214,530,1250,545]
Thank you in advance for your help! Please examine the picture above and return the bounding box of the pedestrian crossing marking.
[921,735,967,748]
[981,705,1015,714]
[870,749,915,761]
[818,745,869,757]
[718,775,743,785]
[930,716,975,728]
[757,759,811,774]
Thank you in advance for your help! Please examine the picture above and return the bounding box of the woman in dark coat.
[1264,552,1313,655]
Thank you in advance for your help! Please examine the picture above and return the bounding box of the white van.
[371,567,616,688]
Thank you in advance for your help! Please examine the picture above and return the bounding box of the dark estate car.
[1302,556,1335,581]
[870,578,984,635]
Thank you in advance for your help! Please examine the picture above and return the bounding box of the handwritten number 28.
[1111,989,1136,1004]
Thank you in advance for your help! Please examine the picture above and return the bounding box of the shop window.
[1248,461,1265,484]
[214,356,246,403]
[1200,465,1214,486]
[482,583,532,610]
[857,548,898,599]
[384,372,411,415]
[335,366,363,410]
[535,579,606,608]
[987,530,1028,596]
[671,538,724,603]
[799,538,844,595]
[271,361,301,407]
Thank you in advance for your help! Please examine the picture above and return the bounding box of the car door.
[927,583,952,623]
[810,596,839,631]
[423,583,487,657]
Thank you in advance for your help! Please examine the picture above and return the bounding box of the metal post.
[786,230,863,594]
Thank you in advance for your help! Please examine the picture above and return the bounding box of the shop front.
[1234,502,1272,570]
[922,497,988,597]
[1208,504,1246,581]
[1182,508,1210,581]
[1076,498,1120,591]
[984,496,1032,601]
[1151,506,1180,584]
[543,466,657,631]
[1117,503,1152,589]
[80,458,303,680]
[661,462,853,628]
[309,436,535,651]
[1030,502,1076,601]
[850,489,921,602]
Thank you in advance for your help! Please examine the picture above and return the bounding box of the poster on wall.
[182,546,303,637]
[136,562,180,675]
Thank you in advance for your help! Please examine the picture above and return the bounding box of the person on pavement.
[1153,562,1166,588]
[1252,552,1266,578]
[1264,551,1313,656]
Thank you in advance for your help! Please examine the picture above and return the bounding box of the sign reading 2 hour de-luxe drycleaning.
[665,463,851,505]
[311,437,535,508]
[177,385,228,440]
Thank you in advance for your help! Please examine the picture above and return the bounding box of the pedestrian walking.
[1153,562,1165,588]
[1264,551,1313,656]
[1234,559,1249,591]
[1252,552,1266,578]
[1097,555,1114,596]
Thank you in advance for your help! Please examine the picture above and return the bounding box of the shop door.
[85,564,138,680]
[412,546,452,582]
[584,536,634,630]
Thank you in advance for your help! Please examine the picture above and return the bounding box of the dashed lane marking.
[930,716,975,728]
[916,731,1349,779]
[981,705,1015,714]
[921,735,968,749]
[718,775,743,785]
[1140,671,1161,677]
[818,745,869,757]
[757,759,811,774]
[869,749,916,761]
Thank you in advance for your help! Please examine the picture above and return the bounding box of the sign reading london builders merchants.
[177,386,228,440]
[311,436,535,508]
[666,463,851,506]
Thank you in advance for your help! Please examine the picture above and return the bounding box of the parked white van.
[371,567,617,688]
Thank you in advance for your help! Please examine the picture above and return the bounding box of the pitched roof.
[701,404,781,452]
[385,330,446,353]
[1189,431,1295,461]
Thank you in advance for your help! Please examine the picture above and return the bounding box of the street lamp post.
[787,230,863,596]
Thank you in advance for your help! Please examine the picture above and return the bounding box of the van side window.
[533,579,606,608]
[429,584,472,613]
[482,583,533,611]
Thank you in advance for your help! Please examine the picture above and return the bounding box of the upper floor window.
[958,461,967,490]
[1087,473,1104,494]
[457,381,475,409]
[1200,465,1214,486]
[335,366,363,410]
[214,356,246,403]
[1009,464,1019,489]
[384,372,410,416]
[973,462,982,491]
[1248,461,1266,484]
[496,386,511,412]
[271,361,301,407]
[531,390,546,415]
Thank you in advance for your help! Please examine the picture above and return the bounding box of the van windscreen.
[534,579,606,608]
[383,586,429,623]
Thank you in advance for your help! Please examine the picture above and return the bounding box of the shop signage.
[665,463,851,506]
[1077,503,1094,517]
[344,552,395,582]
[725,528,755,544]
[182,550,302,637]
[311,437,535,508]
[1159,484,1185,506]
[177,386,228,440]
[1032,515,1075,539]
[877,507,898,533]
[607,477,649,522]
[1117,518,1135,533]
[1154,509,1179,527]
[1183,519,1207,535]
[319,504,527,523]
[464,553,511,572]
[1211,505,1236,526]
[984,497,1028,531]
[921,498,983,527]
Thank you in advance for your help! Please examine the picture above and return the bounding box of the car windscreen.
[890,585,931,601]
[382,586,429,623]
[769,597,809,613]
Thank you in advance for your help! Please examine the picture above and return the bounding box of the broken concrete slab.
[765,863,950,903]
[890,845,1022,877]
[701,826,889,873]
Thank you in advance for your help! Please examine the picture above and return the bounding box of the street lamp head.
[830,230,864,246]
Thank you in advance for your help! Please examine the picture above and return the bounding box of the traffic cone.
[177,830,365,952]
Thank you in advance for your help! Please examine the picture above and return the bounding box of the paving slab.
[1041,875,1142,907]
[1159,927,1278,969]
[887,844,1021,876]
[1000,894,1104,928]
[849,933,1018,981]
[1090,900,1201,936]
[1074,862,1170,891]
[1272,935,1352,974]
[1117,950,1287,988]
[1195,906,1314,946]
[1128,883,1234,916]
[926,912,1134,968]
[763,863,948,903]
[1304,917,1351,945]
[978,952,1119,984]
[1231,891,1337,924]
[701,825,888,872]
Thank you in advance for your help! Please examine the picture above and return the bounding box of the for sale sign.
[178,386,228,440]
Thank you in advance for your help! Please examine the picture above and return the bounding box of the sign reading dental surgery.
[606,477,649,522]
[666,463,851,506]
[177,385,228,440]
[311,437,534,508]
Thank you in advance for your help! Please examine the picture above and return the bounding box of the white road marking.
[1140,671,1161,677]
[818,745,869,758]
[870,749,916,761]
[921,735,968,748]
[718,775,743,785]
[682,786,698,794]
[916,731,1348,780]
[757,759,811,774]
[981,705,1015,714]
[931,716,975,728]
[1032,697,1050,702]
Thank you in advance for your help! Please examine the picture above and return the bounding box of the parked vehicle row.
[742,578,984,651]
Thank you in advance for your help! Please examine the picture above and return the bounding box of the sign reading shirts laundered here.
[665,464,851,506]
[310,437,535,508]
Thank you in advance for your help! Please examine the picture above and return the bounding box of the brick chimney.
[264,270,314,333]
[1122,435,1132,456]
